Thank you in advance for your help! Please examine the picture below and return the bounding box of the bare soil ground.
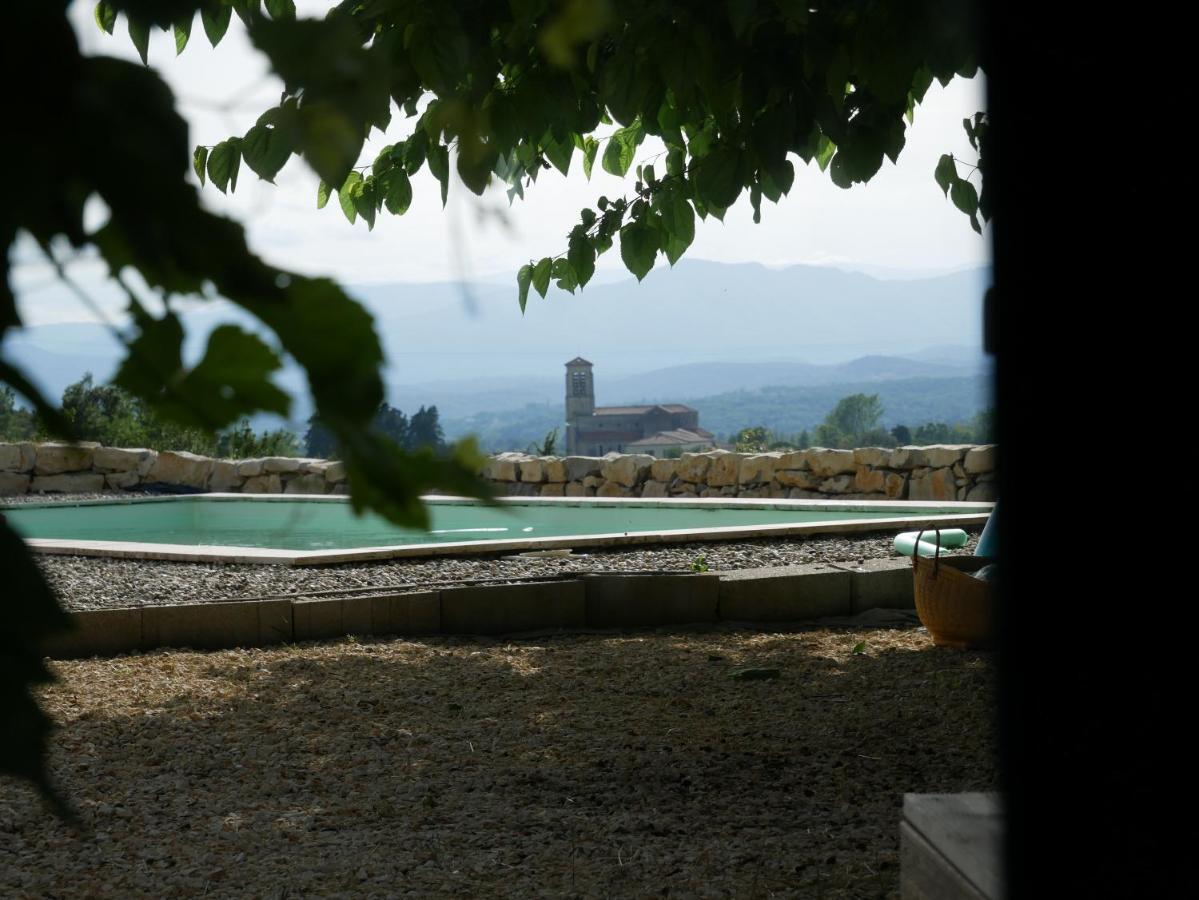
[1,623,997,898]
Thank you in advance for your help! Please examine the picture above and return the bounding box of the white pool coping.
[10,493,993,566]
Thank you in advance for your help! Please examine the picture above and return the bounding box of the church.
[563,358,716,457]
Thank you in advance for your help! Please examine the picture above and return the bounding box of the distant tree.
[52,375,214,453]
[528,427,560,456]
[304,414,337,459]
[859,427,898,448]
[374,403,410,448]
[0,386,36,441]
[216,419,299,458]
[407,406,445,452]
[971,407,995,443]
[891,424,913,445]
[797,430,812,450]
[734,426,770,452]
[307,402,412,458]
[825,394,885,439]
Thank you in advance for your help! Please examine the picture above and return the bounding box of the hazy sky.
[12,3,989,326]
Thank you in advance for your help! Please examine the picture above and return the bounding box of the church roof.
[593,403,697,416]
[627,429,715,447]
[564,357,593,367]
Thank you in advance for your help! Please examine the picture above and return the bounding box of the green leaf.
[173,15,193,55]
[552,258,578,294]
[206,139,242,193]
[192,145,208,186]
[693,146,744,209]
[427,143,450,207]
[542,130,574,176]
[338,171,363,224]
[316,179,331,209]
[657,194,695,266]
[265,0,296,19]
[531,257,553,298]
[128,16,150,65]
[619,221,659,281]
[201,2,233,46]
[935,154,956,197]
[852,641,867,655]
[517,264,533,313]
[403,130,428,174]
[601,122,641,177]
[94,1,117,35]
[568,230,596,288]
[354,176,377,230]
[950,178,979,217]
[582,136,599,179]
[241,123,292,183]
[297,101,363,190]
[815,135,836,172]
[382,168,413,215]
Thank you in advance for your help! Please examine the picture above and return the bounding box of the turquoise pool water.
[4,497,979,552]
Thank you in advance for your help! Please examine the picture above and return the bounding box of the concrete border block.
[293,598,346,642]
[142,601,260,650]
[583,573,720,628]
[718,564,852,622]
[440,580,586,635]
[257,599,294,645]
[342,595,374,636]
[41,608,143,659]
[370,591,440,636]
[830,558,916,612]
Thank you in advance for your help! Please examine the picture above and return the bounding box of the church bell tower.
[564,357,595,454]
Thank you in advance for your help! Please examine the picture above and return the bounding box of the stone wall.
[482,446,996,503]
[0,442,347,497]
[0,442,997,502]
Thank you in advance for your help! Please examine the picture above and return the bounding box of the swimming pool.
[4,493,992,565]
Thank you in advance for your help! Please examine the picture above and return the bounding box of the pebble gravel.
[8,493,981,612]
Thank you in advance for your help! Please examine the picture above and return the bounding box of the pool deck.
[14,493,992,566]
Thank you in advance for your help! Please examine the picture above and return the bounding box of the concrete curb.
[41,560,934,659]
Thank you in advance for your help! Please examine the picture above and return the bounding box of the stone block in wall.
[32,473,105,493]
[35,442,98,475]
[885,472,908,499]
[543,457,568,482]
[789,488,822,499]
[918,445,972,468]
[331,483,350,495]
[967,482,997,502]
[509,482,539,496]
[0,442,37,472]
[853,447,891,467]
[565,481,587,497]
[236,458,265,477]
[775,450,809,470]
[776,469,820,489]
[601,453,654,487]
[854,465,887,493]
[642,479,668,498]
[706,451,742,487]
[818,474,854,493]
[563,456,603,481]
[738,453,780,484]
[808,448,856,478]
[540,482,565,497]
[484,452,523,482]
[93,447,155,474]
[890,446,920,469]
[105,472,141,490]
[263,456,302,474]
[519,457,546,483]
[738,487,766,498]
[0,472,31,495]
[596,481,632,497]
[285,473,327,494]
[650,458,678,482]
[964,445,997,474]
[324,461,348,483]
[148,451,214,488]
[208,460,243,492]
[583,474,603,490]
[670,482,697,496]
[677,452,712,483]
[767,485,790,499]
[243,473,282,493]
[909,466,957,501]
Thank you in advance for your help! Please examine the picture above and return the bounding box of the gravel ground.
[1,624,998,898]
[8,493,980,611]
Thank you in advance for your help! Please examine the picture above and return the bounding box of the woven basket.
[912,529,996,649]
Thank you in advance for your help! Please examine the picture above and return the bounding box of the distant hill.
[445,374,991,452]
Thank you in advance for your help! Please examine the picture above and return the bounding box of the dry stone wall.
[0,442,997,502]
